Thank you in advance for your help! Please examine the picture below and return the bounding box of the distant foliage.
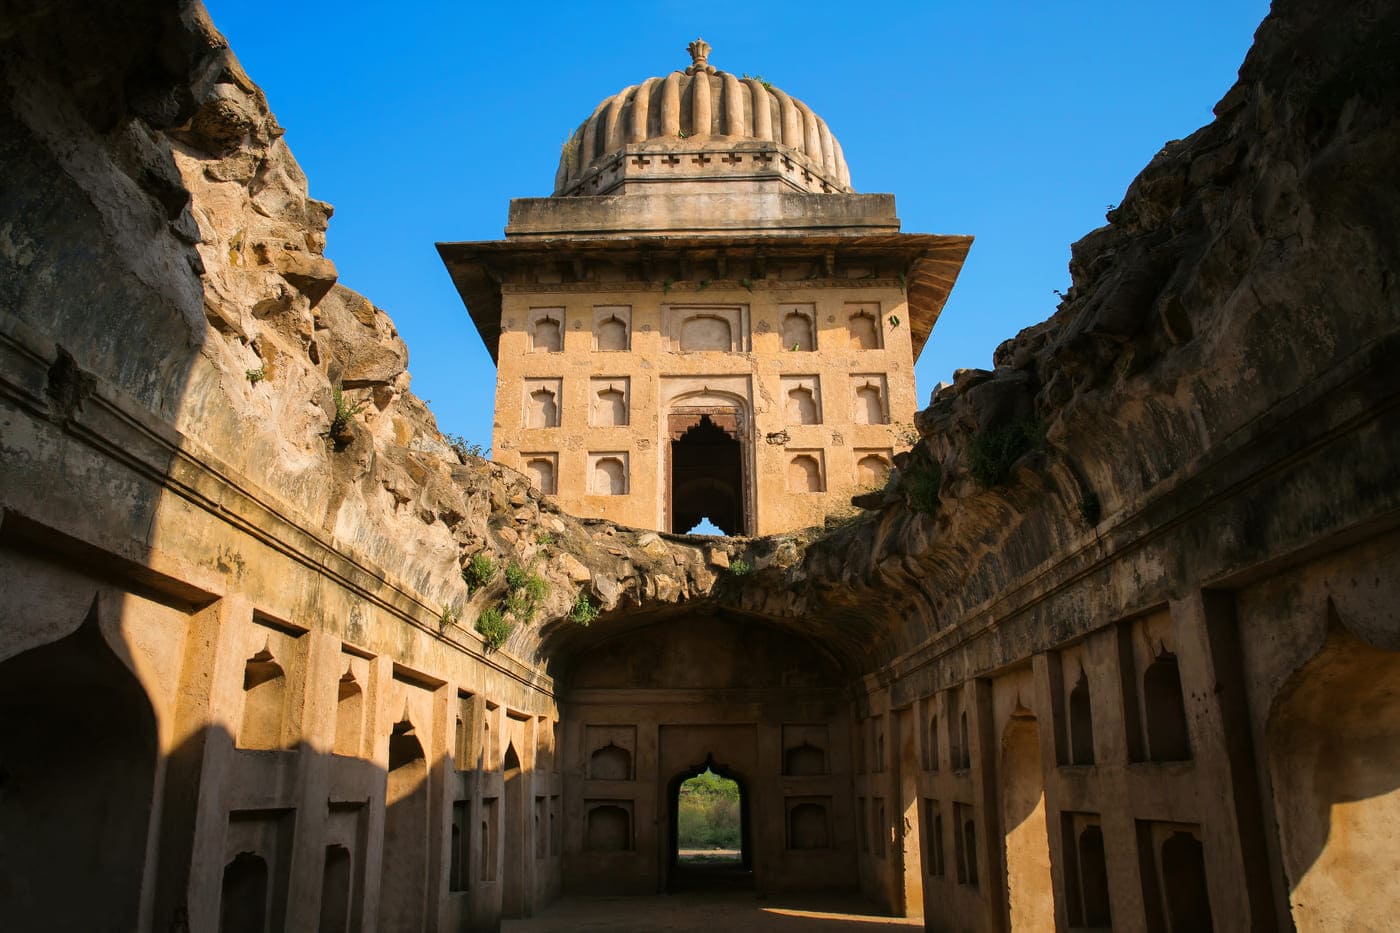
[677,769,741,849]
[968,418,1043,488]
[445,434,488,460]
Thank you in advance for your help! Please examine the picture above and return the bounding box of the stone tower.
[440,41,971,536]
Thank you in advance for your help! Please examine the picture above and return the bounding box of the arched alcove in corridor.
[380,719,428,929]
[0,608,158,932]
[669,411,746,535]
[502,741,527,918]
[1266,624,1400,928]
[1000,708,1054,931]
[667,754,752,890]
[221,852,269,933]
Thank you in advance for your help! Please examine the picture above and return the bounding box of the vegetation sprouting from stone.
[462,553,497,591]
[475,607,511,650]
[677,769,741,850]
[245,366,265,383]
[445,434,488,460]
[569,591,599,626]
[1079,491,1102,526]
[330,386,366,436]
[728,558,752,576]
[504,562,529,591]
[968,417,1044,488]
[439,603,460,630]
[901,454,942,515]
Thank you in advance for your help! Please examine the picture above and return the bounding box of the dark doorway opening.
[669,412,745,536]
[666,754,752,891]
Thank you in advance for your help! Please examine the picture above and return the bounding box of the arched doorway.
[668,408,748,535]
[666,754,752,891]
[0,608,158,931]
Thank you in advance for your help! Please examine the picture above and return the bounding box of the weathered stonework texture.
[0,1,1397,931]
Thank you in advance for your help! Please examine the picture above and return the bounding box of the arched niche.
[783,741,826,776]
[525,456,557,495]
[593,456,627,495]
[381,719,428,929]
[590,742,632,780]
[531,316,562,352]
[221,852,269,933]
[239,648,286,750]
[1068,668,1095,766]
[781,310,815,350]
[1159,831,1212,931]
[1000,710,1054,928]
[333,670,362,757]
[1143,651,1191,761]
[0,610,157,931]
[786,386,819,425]
[680,314,733,351]
[853,382,886,424]
[787,454,823,493]
[787,801,831,850]
[1266,626,1400,929]
[526,388,559,429]
[596,315,628,351]
[319,844,352,933]
[667,400,748,535]
[594,387,627,426]
[856,453,891,488]
[848,311,881,349]
[586,804,632,852]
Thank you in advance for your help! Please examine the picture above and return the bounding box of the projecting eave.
[436,232,973,364]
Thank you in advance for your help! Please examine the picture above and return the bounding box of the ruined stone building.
[439,40,971,536]
[1,1,1398,932]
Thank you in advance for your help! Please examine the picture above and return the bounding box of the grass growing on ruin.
[569,591,599,626]
[728,559,752,576]
[504,562,529,591]
[901,456,942,515]
[968,417,1043,488]
[330,386,365,436]
[475,607,511,649]
[462,553,497,591]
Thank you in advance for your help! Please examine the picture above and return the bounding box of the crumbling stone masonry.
[0,1,1397,932]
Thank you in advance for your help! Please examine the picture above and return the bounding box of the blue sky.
[203,1,1269,450]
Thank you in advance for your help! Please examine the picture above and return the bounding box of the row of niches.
[518,447,893,497]
[581,797,837,853]
[520,452,629,496]
[519,374,892,431]
[583,724,832,781]
[229,613,556,777]
[856,609,1196,778]
[524,303,889,354]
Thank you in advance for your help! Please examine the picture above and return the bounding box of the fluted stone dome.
[553,38,852,197]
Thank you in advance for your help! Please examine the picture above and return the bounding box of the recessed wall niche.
[588,452,629,495]
[664,304,750,352]
[786,797,833,850]
[787,450,826,493]
[590,377,630,427]
[854,449,893,487]
[593,305,630,351]
[585,725,636,780]
[585,801,634,852]
[528,307,564,352]
[781,723,829,776]
[523,378,562,429]
[521,453,558,495]
[846,302,883,350]
[851,374,889,425]
[779,303,816,351]
[780,375,822,426]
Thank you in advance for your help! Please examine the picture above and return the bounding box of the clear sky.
[202,0,1269,451]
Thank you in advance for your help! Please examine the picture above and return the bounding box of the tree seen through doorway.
[677,768,741,863]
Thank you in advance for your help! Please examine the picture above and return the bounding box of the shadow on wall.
[1266,603,1400,928]
[0,583,520,933]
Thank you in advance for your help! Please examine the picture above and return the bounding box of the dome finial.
[686,37,716,75]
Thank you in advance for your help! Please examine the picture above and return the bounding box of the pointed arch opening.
[669,411,745,535]
[668,755,752,891]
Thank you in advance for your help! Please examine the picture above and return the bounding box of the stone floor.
[502,892,922,932]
